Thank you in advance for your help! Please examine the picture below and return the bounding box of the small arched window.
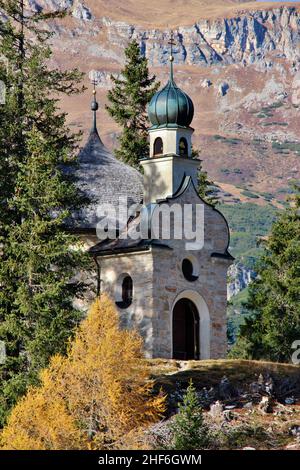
[179,137,188,156]
[182,258,199,282]
[154,137,163,156]
[116,275,133,309]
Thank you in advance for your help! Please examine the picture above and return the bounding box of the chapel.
[75,46,233,360]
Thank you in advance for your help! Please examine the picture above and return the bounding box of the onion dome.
[148,46,194,128]
[69,86,143,230]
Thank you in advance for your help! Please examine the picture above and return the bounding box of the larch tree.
[0,1,90,425]
[106,39,159,167]
[0,295,166,450]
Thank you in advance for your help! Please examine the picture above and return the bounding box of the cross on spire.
[168,30,176,81]
[168,30,176,58]
[90,72,99,134]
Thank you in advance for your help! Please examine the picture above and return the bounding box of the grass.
[149,359,300,392]
[263,122,288,127]
[253,101,285,120]
[272,140,300,155]
[213,135,242,145]
[221,168,242,175]
[258,191,274,201]
[241,190,260,199]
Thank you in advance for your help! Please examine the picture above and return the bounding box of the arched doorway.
[171,290,210,360]
[172,298,200,360]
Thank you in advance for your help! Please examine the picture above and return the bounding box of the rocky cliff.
[32,2,300,68]
[227,263,256,299]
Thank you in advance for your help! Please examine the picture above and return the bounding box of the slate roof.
[70,129,143,230]
[89,210,172,256]
[89,175,233,261]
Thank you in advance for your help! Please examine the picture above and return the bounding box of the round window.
[182,258,199,282]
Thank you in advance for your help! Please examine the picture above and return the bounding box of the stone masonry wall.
[98,250,156,357]
[98,180,232,359]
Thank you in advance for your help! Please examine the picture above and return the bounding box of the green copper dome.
[148,60,194,129]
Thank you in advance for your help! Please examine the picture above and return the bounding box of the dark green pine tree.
[192,147,219,206]
[235,186,300,362]
[0,1,90,424]
[169,381,210,450]
[106,39,159,167]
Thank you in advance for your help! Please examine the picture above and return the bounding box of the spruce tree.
[0,1,89,424]
[192,148,219,206]
[235,186,300,362]
[169,381,210,450]
[106,39,159,167]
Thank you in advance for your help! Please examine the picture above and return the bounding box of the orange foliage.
[1,295,165,450]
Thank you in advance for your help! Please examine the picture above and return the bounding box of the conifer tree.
[0,1,89,424]
[169,380,210,450]
[106,39,159,167]
[235,186,300,362]
[192,148,218,206]
[0,295,165,450]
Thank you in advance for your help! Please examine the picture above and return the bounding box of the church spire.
[90,78,99,134]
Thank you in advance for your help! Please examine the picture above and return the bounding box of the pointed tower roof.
[71,84,143,230]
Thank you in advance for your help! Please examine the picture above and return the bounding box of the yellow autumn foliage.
[1,295,166,450]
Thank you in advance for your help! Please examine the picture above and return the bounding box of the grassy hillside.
[149,359,300,392]
[220,202,278,268]
[148,359,300,450]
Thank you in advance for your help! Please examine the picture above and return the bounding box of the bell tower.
[141,32,199,205]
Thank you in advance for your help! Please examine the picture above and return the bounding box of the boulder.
[258,396,273,413]
[218,376,236,400]
[201,79,212,88]
[218,82,229,96]
[209,401,223,418]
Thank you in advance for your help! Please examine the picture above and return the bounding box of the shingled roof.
[69,127,143,230]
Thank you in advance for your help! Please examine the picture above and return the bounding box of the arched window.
[153,137,163,156]
[116,275,133,309]
[179,137,188,156]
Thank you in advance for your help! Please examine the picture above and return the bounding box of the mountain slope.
[34,1,300,26]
